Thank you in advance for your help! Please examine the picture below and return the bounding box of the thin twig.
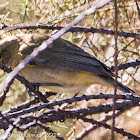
[111,0,118,139]
[134,0,140,20]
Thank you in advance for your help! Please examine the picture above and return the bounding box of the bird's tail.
[101,76,137,95]
[117,82,136,95]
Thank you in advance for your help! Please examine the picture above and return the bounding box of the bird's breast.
[19,65,112,94]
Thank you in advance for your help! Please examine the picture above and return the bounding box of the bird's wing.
[21,37,114,77]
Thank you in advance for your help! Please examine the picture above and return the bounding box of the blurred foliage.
[0,0,140,140]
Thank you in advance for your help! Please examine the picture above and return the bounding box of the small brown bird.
[0,34,136,94]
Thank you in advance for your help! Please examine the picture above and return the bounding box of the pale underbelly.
[19,65,112,93]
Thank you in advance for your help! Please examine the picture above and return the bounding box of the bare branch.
[1,24,140,39]
[111,59,140,72]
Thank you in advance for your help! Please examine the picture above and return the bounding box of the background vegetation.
[0,0,140,140]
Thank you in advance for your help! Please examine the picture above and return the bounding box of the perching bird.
[0,34,136,94]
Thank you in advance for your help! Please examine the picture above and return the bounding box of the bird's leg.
[44,91,57,98]
[26,83,48,103]
[27,83,60,102]
[73,92,80,97]
[26,83,40,97]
